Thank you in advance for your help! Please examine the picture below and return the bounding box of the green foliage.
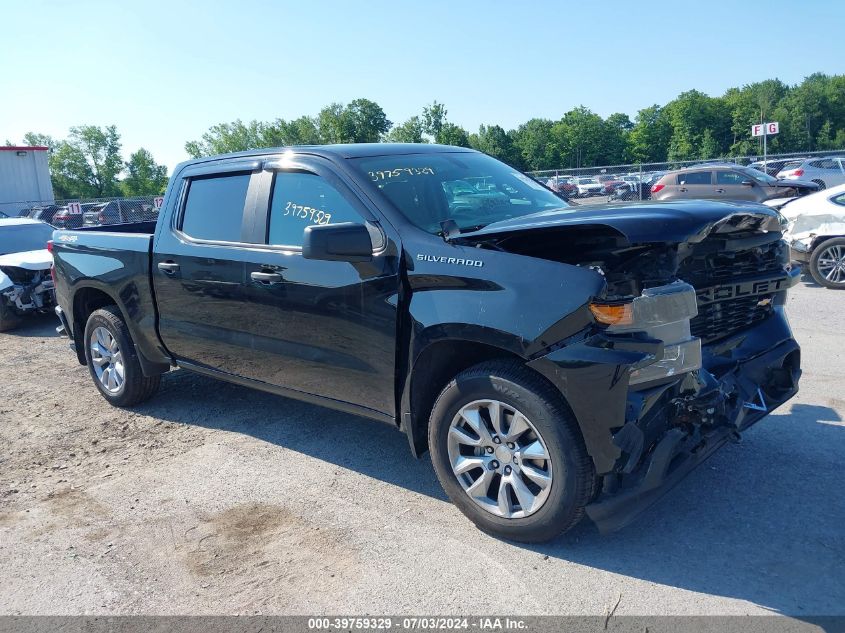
[17,127,169,200]
[122,148,168,196]
[386,116,427,143]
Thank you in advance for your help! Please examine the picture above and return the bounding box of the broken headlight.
[591,280,702,386]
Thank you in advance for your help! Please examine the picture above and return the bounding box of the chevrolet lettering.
[51,144,801,542]
[695,275,792,304]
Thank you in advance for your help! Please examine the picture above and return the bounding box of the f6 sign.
[752,122,779,137]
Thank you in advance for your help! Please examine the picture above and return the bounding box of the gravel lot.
[1,281,843,616]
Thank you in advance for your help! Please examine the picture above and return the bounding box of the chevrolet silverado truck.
[51,144,801,542]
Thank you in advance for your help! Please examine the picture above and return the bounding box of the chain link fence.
[1,195,162,228]
[527,149,845,203]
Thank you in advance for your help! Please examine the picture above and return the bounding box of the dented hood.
[0,249,52,270]
[460,200,782,245]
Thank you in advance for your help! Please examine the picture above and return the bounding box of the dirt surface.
[1,281,843,616]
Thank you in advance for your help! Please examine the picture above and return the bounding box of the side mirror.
[741,179,755,186]
[303,222,374,262]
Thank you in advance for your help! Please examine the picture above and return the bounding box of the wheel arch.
[71,284,170,376]
[400,338,574,458]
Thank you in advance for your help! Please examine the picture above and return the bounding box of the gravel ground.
[0,281,843,616]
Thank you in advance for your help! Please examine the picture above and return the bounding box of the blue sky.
[2,0,843,172]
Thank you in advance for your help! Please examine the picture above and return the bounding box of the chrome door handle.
[250,271,283,284]
[157,261,180,274]
[679,187,688,192]
[715,188,724,193]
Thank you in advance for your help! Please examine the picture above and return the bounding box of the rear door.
[152,159,265,374]
[236,155,401,417]
[675,170,713,199]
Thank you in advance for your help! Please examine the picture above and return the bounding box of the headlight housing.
[591,281,702,386]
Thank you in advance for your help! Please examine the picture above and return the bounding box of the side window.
[811,159,836,170]
[678,171,711,185]
[181,173,251,242]
[716,171,747,185]
[268,171,361,247]
[832,192,845,207]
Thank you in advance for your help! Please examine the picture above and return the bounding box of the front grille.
[682,237,786,344]
[691,295,773,343]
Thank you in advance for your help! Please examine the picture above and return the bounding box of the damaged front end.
[483,209,801,532]
[0,266,56,316]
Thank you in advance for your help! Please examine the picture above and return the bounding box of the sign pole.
[763,126,767,168]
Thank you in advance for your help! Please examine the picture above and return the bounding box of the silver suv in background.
[777,157,845,190]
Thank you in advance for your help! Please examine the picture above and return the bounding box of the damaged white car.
[0,218,55,331]
[781,183,845,288]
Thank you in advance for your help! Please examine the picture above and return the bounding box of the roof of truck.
[177,143,477,171]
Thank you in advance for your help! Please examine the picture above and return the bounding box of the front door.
[715,169,758,201]
[236,156,401,418]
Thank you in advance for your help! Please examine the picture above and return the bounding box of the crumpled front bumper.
[528,306,801,533]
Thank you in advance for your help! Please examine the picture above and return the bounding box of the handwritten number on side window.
[283,201,332,225]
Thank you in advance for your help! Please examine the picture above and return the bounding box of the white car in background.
[781,183,845,289]
[0,218,55,331]
[574,177,603,197]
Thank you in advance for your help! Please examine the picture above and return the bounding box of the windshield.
[0,222,53,255]
[740,165,778,184]
[352,152,568,234]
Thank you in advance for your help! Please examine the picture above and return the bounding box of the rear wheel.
[428,361,594,543]
[810,238,845,289]
[84,305,161,406]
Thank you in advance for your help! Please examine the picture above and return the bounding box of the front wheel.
[428,361,595,543]
[810,238,845,289]
[0,300,21,332]
[84,305,161,406]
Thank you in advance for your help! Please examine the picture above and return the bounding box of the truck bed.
[52,223,166,373]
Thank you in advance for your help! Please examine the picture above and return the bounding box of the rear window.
[678,171,711,185]
[810,159,837,170]
[0,223,54,255]
[180,173,251,242]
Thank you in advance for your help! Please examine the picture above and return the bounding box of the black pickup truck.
[52,144,801,542]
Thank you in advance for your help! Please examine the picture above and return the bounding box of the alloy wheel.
[90,326,125,393]
[447,399,553,519]
[816,243,845,285]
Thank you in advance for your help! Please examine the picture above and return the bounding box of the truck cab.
[52,144,801,542]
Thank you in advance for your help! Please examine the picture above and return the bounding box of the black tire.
[83,305,161,406]
[809,237,845,289]
[428,360,595,543]
[812,179,827,191]
[0,300,21,332]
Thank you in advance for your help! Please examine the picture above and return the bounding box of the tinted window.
[716,171,747,185]
[678,171,711,185]
[268,172,361,247]
[832,192,845,207]
[0,223,54,255]
[810,159,837,170]
[181,173,251,242]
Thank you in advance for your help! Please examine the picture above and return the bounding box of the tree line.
[10,73,845,201]
[184,73,845,172]
[5,127,168,201]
